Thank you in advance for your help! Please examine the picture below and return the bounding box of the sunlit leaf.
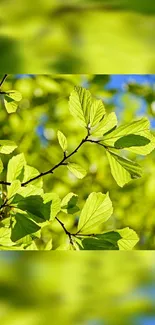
[79,231,121,250]
[23,165,43,188]
[4,96,18,113]
[78,228,139,250]
[0,140,17,154]
[7,153,26,183]
[57,130,68,152]
[102,117,155,155]
[42,192,61,220]
[117,227,139,250]
[90,98,105,127]
[7,180,21,202]
[61,192,79,214]
[5,90,22,101]
[77,192,113,234]
[106,150,142,187]
[67,162,87,179]
[69,86,92,127]
[91,112,117,137]
[0,158,3,174]
[0,227,14,246]
[11,211,41,242]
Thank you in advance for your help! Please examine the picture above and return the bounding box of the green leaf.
[79,232,121,250]
[7,180,21,202]
[91,112,117,137]
[61,192,79,214]
[117,227,139,250]
[69,86,92,127]
[11,211,41,242]
[106,150,142,187]
[4,96,18,113]
[0,227,14,246]
[16,185,43,198]
[69,87,106,129]
[77,192,113,234]
[114,134,150,149]
[78,228,139,250]
[4,90,22,113]
[89,98,105,127]
[5,90,22,101]
[12,192,60,222]
[57,130,67,152]
[13,195,48,222]
[0,140,17,154]
[7,153,26,183]
[0,158,3,174]
[23,165,43,188]
[42,192,61,220]
[102,117,155,155]
[67,162,87,179]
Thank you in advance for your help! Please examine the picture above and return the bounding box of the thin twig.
[55,216,96,246]
[55,216,74,245]
[0,181,11,186]
[0,74,8,88]
[0,199,8,210]
[86,139,107,149]
[73,233,96,237]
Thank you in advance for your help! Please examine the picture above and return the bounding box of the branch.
[0,136,109,187]
[55,216,74,245]
[86,139,107,149]
[73,233,96,237]
[0,74,8,88]
[55,216,96,246]
[0,181,11,186]
[0,199,8,210]
[21,134,89,186]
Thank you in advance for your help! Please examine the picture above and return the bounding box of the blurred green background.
[0,0,155,73]
[0,74,155,249]
[0,252,155,325]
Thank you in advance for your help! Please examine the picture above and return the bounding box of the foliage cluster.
[0,74,154,250]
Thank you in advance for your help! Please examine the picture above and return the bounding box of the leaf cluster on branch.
[0,76,154,250]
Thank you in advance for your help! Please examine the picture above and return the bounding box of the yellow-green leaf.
[117,227,139,250]
[57,130,67,152]
[7,153,26,183]
[102,117,155,155]
[4,96,18,113]
[0,158,3,174]
[91,112,117,137]
[106,150,142,187]
[0,140,17,154]
[77,192,113,234]
[90,98,105,127]
[69,86,92,127]
[67,162,87,179]
[5,90,22,101]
